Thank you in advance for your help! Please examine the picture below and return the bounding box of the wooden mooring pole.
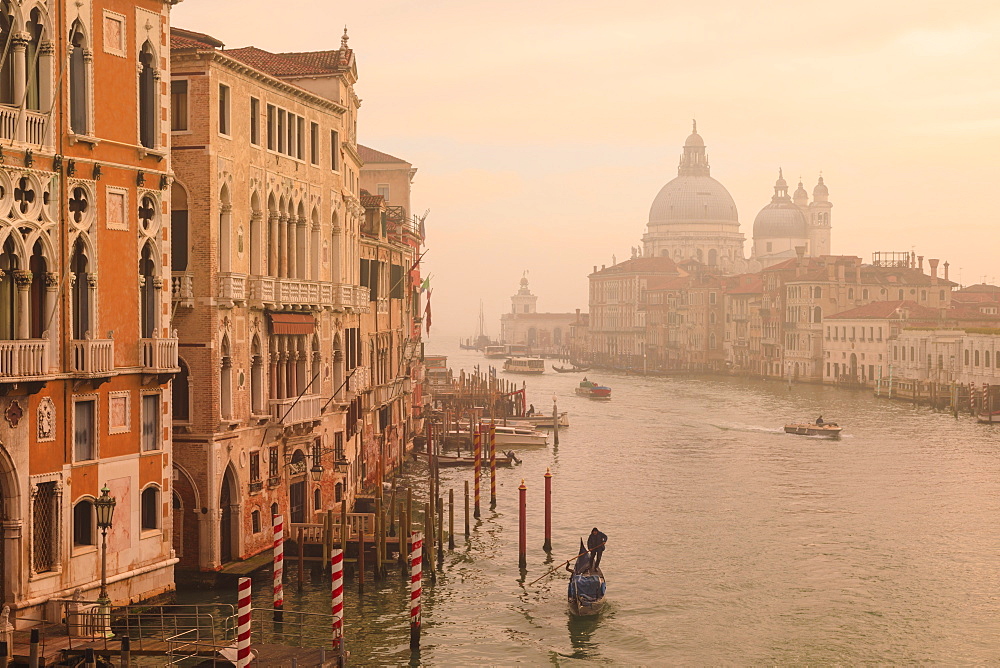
[473,426,482,519]
[425,501,436,581]
[437,496,444,568]
[464,480,470,539]
[448,488,455,550]
[489,421,497,509]
[543,468,552,553]
[518,479,527,568]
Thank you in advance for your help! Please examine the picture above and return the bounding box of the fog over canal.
[189,343,1000,664]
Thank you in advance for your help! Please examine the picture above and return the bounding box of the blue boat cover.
[568,574,605,602]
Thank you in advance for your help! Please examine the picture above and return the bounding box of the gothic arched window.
[139,242,157,338]
[70,238,89,339]
[69,21,88,133]
[138,41,157,148]
[0,236,18,339]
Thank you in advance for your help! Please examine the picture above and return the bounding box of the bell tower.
[808,175,832,256]
[511,274,537,314]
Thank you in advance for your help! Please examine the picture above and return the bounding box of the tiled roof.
[276,50,353,74]
[957,283,1000,294]
[827,301,940,320]
[359,190,384,208]
[224,47,333,76]
[726,274,764,294]
[358,144,408,165]
[591,256,679,277]
[171,27,225,50]
[861,266,958,288]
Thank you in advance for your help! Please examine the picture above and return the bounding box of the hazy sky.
[173,1,1000,340]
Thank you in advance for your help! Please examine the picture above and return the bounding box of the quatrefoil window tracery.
[14,177,35,215]
[69,187,89,224]
[138,194,159,236]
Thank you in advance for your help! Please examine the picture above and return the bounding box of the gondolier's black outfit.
[588,529,607,571]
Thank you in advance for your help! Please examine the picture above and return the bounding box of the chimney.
[929,258,939,285]
[593,265,597,275]
[917,256,924,272]
[601,264,605,271]
[943,261,950,282]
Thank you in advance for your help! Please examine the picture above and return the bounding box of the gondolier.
[588,527,607,570]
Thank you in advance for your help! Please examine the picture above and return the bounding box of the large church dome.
[647,122,738,226]
[649,175,738,225]
[753,170,807,239]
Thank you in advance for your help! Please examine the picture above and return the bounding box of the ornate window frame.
[108,389,131,435]
[28,472,63,580]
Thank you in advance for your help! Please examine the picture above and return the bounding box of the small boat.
[446,425,549,447]
[575,379,611,400]
[483,344,507,359]
[503,357,546,374]
[568,538,606,617]
[506,412,570,429]
[412,450,519,467]
[784,422,842,437]
[553,365,591,373]
[976,411,1000,424]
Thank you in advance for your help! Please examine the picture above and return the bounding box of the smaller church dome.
[793,180,808,200]
[684,119,704,147]
[753,170,807,240]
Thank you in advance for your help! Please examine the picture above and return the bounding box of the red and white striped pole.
[236,577,252,668]
[273,514,284,623]
[331,548,344,661]
[409,531,423,650]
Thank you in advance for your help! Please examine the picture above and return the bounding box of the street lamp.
[94,484,116,636]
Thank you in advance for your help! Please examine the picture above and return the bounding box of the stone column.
[286,218,297,280]
[12,34,27,142]
[268,213,279,277]
[13,270,31,340]
[277,214,287,278]
[296,218,307,280]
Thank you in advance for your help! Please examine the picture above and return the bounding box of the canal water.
[190,343,1000,664]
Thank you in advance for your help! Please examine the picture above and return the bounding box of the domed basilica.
[641,123,832,273]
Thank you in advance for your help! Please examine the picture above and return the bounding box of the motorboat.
[783,422,842,437]
[575,379,611,400]
[506,412,570,429]
[447,425,549,447]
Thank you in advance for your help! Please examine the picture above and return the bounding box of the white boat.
[448,425,549,447]
[506,412,570,429]
[503,357,545,374]
[483,344,507,359]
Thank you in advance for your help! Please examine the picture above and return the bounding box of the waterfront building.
[0,0,178,619]
[642,262,726,371]
[751,171,832,269]
[358,145,425,488]
[587,257,681,367]
[723,274,764,373]
[642,123,751,273]
[951,283,1000,315]
[169,28,372,569]
[356,188,421,489]
[499,276,579,355]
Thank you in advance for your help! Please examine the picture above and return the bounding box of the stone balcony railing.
[0,107,50,146]
[218,272,247,307]
[249,276,370,312]
[269,394,323,425]
[141,336,179,372]
[0,339,49,378]
[171,272,194,307]
[70,338,115,376]
[349,365,370,393]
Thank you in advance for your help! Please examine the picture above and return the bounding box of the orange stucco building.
[0,0,178,623]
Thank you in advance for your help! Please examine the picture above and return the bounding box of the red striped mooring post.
[331,548,344,663]
[236,577,252,668]
[518,479,527,568]
[543,468,552,552]
[272,514,284,622]
[409,531,423,650]
[473,425,482,519]
[489,421,497,509]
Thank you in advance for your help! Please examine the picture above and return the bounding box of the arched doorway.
[849,353,858,380]
[0,444,19,604]
[220,464,239,564]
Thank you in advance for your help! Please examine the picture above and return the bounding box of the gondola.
[568,538,606,617]
[553,365,590,373]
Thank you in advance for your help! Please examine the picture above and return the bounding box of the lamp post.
[94,484,116,637]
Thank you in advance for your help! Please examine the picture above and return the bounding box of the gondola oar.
[528,539,606,586]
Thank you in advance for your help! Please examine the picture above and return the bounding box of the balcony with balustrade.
[171,272,194,308]
[218,272,247,308]
[269,394,323,426]
[70,337,115,378]
[249,276,371,313]
[0,107,51,148]
[0,339,50,382]
[140,334,179,378]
